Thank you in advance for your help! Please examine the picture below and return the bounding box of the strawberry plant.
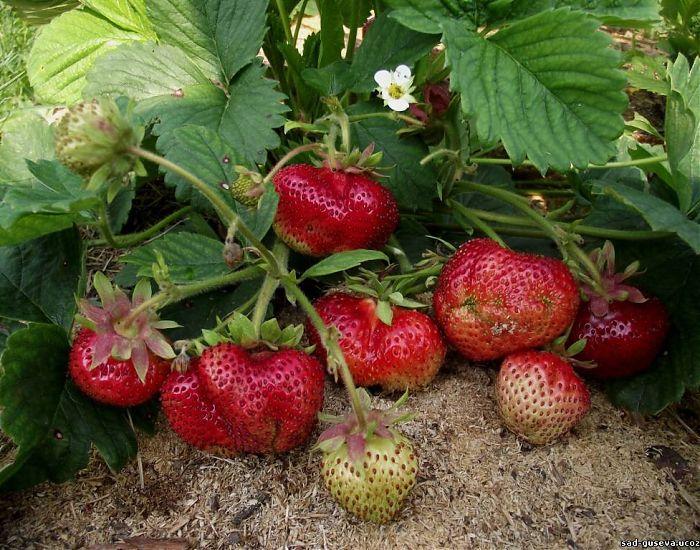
[0,0,699,525]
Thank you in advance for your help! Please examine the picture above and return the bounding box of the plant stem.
[124,265,265,325]
[292,0,310,45]
[385,235,413,273]
[263,143,322,184]
[345,0,361,62]
[128,147,237,225]
[420,148,460,166]
[88,206,193,248]
[281,277,367,430]
[251,241,289,338]
[469,155,668,170]
[459,206,672,241]
[448,199,507,247]
[348,111,425,127]
[128,146,280,271]
[275,0,294,43]
[97,202,119,248]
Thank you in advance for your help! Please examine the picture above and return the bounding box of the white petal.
[374,70,393,87]
[387,97,410,112]
[393,65,412,84]
[380,89,393,101]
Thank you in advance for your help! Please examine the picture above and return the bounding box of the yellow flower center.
[387,83,404,99]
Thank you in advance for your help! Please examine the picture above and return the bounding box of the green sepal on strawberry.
[567,241,670,379]
[433,238,580,362]
[69,273,177,407]
[495,350,591,445]
[317,390,418,524]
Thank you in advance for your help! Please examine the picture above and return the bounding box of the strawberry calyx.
[193,313,312,355]
[342,269,429,326]
[75,273,178,382]
[581,240,647,317]
[546,333,596,370]
[315,389,414,463]
[316,142,387,179]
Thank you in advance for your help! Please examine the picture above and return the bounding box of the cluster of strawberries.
[67,162,670,523]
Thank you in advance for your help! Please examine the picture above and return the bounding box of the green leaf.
[376,300,393,325]
[607,241,700,413]
[154,125,278,242]
[592,181,700,253]
[665,55,700,214]
[26,6,151,104]
[444,9,628,172]
[0,161,97,246]
[0,111,55,186]
[81,0,153,35]
[385,0,476,33]
[349,103,438,209]
[625,51,670,96]
[316,0,345,67]
[3,160,99,217]
[505,0,660,26]
[0,227,84,330]
[0,319,24,356]
[87,44,288,164]
[119,231,230,284]
[301,249,389,280]
[0,324,137,490]
[147,0,269,81]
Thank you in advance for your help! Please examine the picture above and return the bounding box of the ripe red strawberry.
[433,238,579,361]
[160,359,239,453]
[317,392,418,523]
[308,293,446,391]
[197,343,325,454]
[69,274,175,407]
[70,328,170,407]
[567,241,670,379]
[272,164,399,257]
[496,351,590,445]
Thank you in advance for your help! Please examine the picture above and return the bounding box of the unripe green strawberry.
[231,174,263,206]
[55,97,143,183]
[321,432,418,523]
[316,390,418,523]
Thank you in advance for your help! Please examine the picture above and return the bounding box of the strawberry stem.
[262,143,322,184]
[281,276,368,431]
[251,240,289,338]
[128,146,281,272]
[122,265,265,326]
[448,199,507,247]
[88,206,193,248]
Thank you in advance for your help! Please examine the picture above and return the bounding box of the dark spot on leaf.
[220,181,230,190]
[222,155,230,164]
[54,429,63,440]
[171,88,184,98]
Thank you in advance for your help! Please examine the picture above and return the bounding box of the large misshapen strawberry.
[567,241,670,379]
[272,163,399,257]
[160,359,239,454]
[433,238,580,361]
[496,350,591,445]
[69,274,175,407]
[308,292,446,391]
[196,343,325,454]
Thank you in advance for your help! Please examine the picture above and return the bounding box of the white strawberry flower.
[374,65,416,112]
